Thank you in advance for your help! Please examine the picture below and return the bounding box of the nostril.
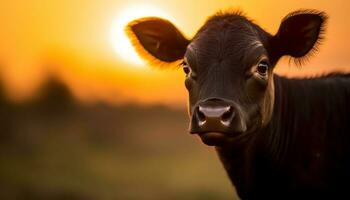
[197,107,206,126]
[221,106,235,126]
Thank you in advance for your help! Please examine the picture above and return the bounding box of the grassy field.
[0,79,238,199]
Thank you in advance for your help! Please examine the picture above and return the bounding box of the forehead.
[185,12,267,66]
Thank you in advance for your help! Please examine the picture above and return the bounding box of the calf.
[127,10,350,199]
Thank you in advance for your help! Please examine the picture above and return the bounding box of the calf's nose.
[197,105,235,127]
[191,99,236,133]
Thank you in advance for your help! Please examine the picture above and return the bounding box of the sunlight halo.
[110,4,176,68]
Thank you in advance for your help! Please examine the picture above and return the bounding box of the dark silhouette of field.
[0,78,235,199]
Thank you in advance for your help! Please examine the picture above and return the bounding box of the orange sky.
[0,0,349,108]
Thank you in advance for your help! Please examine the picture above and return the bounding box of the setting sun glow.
[110,4,175,67]
[0,0,349,107]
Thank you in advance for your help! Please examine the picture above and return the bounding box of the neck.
[215,75,305,195]
[216,73,350,197]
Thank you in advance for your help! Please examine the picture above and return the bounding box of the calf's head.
[127,10,326,146]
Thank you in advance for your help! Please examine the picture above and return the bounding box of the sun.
[110,4,175,67]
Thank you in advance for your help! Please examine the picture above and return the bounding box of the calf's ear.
[272,10,327,61]
[126,17,189,64]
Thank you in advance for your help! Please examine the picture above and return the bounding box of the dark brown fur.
[127,10,350,199]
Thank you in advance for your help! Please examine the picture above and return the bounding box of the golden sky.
[0,0,349,108]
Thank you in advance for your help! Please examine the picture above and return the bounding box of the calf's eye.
[257,61,269,76]
[183,66,191,75]
[181,61,191,75]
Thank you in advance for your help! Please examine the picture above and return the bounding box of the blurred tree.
[0,77,13,142]
[33,76,75,113]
